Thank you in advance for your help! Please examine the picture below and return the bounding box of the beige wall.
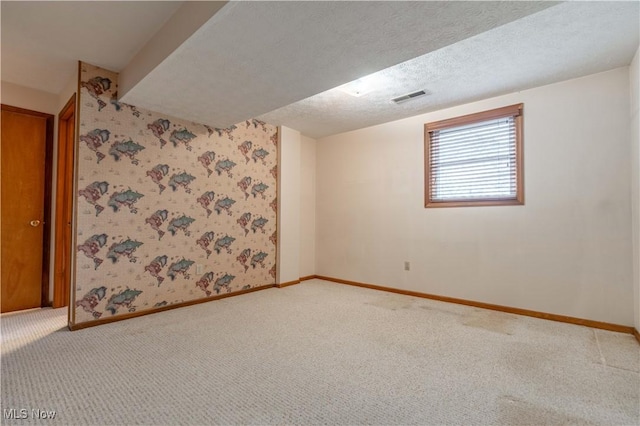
[300,135,316,277]
[316,67,633,325]
[631,46,640,330]
[1,81,59,114]
[278,129,317,282]
[57,72,78,113]
[119,2,227,102]
[278,126,302,284]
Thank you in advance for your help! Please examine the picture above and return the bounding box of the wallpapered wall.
[73,63,278,325]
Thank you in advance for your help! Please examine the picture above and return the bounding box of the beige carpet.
[1,279,639,425]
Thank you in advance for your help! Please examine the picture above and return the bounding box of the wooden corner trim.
[315,275,635,335]
[276,275,318,288]
[60,93,76,119]
[633,328,640,345]
[277,280,301,288]
[300,275,318,281]
[68,283,276,331]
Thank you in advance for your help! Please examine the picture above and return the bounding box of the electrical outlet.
[404,261,410,271]
[196,264,203,274]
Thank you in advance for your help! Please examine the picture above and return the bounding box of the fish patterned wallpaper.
[73,63,278,325]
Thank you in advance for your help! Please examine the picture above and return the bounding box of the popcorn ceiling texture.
[73,63,278,325]
[122,1,553,129]
[259,1,639,138]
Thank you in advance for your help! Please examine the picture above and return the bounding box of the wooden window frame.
[424,103,524,208]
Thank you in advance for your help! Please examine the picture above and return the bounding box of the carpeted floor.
[1,279,639,425]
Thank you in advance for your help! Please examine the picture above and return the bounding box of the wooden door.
[53,94,76,308]
[1,105,53,312]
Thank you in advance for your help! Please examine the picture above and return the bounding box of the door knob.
[30,220,41,227]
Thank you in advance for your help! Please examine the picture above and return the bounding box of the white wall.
[57,73,78,113]
[300,135,317,277]
[316,67,633,325]
[119,2,226,101]
[631,46,640,331]
[278,128,317,282]
[278,126,301,284]
[1,81,59,114]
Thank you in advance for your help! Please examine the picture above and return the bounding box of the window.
[424,103,524,208]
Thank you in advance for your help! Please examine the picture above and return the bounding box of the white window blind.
[429,116,517,201]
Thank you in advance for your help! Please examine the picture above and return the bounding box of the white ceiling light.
[338,74,382,97]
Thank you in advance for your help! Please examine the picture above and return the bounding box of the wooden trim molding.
[425,103,522,132]
[68,273,639,344]
[315,275,635,335]
[53,93,76,308]
[277,280,301,288]
[277,275,318,288]
[42,109,54,307]
[69,283,276,331]
[1,104,54,119]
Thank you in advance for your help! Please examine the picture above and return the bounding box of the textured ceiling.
[0,1,182,94]
[121,1,554,128]
[259,1,640,138]
[2,1,638,139]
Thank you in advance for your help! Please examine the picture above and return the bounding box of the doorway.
[53,94,76,308]
[1,105,54,313]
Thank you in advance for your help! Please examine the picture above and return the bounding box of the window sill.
[425,198,524,208]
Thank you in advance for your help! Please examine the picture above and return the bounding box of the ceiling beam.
[119,1,229,101]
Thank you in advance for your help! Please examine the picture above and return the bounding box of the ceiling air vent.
[392,90,428,104]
